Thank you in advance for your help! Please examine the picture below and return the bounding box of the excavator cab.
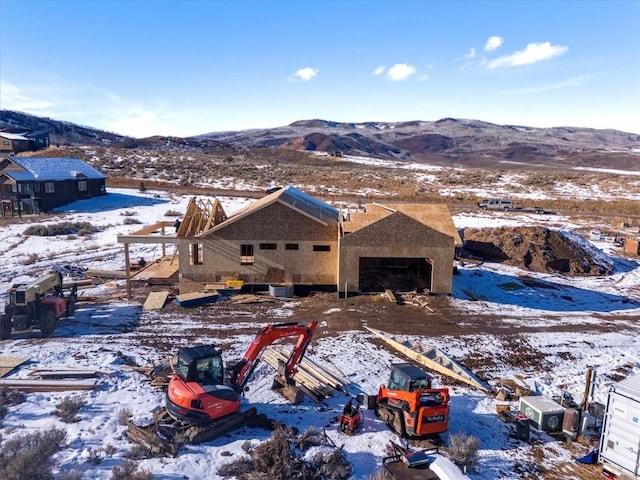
[167,345,241,425]
[174,346,224,385]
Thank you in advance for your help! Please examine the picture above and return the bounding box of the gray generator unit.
[519,396,566,432]
[599,373,640,480]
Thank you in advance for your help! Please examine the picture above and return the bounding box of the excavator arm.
[229,320,318,392]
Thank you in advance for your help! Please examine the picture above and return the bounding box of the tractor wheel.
[40,310,57,336]
[66,298,76,317]
[0,315,11,340]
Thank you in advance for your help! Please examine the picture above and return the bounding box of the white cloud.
[485,42,569,69]
[417,73,430,82]
[0,80,56,111]
[386,63,417,81]
[484,36,503,52]
[499,75,592,95]
[373,65,386,76]
[463,48,476,60]
[292,67,318,81]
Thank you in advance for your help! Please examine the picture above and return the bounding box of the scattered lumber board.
[0,378,99,392]
[175,291,219,307]
[87,269,128,279]
[143,290,170,310]
[28,367,109,379]
[0,357,30,377]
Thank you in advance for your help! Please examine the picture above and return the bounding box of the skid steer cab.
[375,363,450,438]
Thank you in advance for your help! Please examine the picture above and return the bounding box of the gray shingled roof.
[5,156,106,181]
[278,186,339,223]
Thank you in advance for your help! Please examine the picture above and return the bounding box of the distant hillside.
[197,118,640,171]
[2,110,639,171]
[0,110,236,153]
[0,110,132,146]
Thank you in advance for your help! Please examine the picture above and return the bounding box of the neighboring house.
[0,132,32,153]
[0,129,50,153]
[174,186,460,295]
[0,156,106,216]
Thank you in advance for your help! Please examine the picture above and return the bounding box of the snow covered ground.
[1,187,639,480]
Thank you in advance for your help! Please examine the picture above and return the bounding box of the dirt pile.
[463,226,614,276]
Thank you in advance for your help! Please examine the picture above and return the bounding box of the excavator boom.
[230,320,317,392]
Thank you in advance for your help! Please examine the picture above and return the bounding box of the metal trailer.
[599,373,640,480]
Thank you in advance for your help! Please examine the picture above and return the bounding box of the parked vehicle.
[477,198,547,214]
[599,372,640,480]
[477,198,514,211]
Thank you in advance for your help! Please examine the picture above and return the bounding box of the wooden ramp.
[0,357,30,377]
[365,327,491,392]
[143,291,170,310]
[132,256,179,284]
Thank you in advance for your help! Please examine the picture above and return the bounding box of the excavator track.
[126,407,258,457]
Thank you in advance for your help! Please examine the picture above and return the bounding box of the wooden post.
[581,368,593,411]
[124,242,132,299]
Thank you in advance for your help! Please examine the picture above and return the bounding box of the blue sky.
[1,0,639,138]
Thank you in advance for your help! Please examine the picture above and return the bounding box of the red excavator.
[163,320,317,444]
[376,363,450,439]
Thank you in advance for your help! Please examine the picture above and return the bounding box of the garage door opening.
[358,257,432,293]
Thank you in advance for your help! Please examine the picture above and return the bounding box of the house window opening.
[285,243,299,250]
[313,245,331,252]
[190,243,203,265]
[240,244,254,265]
[44,182,55,193]
[259,243,277,250]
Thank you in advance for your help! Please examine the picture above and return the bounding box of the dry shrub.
[117,407,133,426]
[123,217,142,225]
[23,221,101,237]
[368,469,394,480]
[53,396,86,423]
[448,431,480,473]
[0,427,67,480]
[218,426,351,480]
[0,387,26,425]
[111,459,152,480]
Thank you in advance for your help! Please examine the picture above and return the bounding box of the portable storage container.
[599,373,640,480]
[519,396,566,432]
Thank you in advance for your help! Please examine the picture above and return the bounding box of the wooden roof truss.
[177,197,227,237]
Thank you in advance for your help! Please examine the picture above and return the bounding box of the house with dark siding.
[0,156,106,217]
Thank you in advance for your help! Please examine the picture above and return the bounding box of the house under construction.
[118,186,461,296]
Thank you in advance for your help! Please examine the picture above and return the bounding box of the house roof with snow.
[2,156,106,182]
[0,132,29,141]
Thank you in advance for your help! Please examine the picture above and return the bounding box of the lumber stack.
[262,347,350,401]
[132,361,174,388]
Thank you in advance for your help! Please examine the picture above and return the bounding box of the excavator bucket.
[271,376,306,404]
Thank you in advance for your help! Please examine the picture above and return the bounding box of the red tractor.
[164,320,318,442]
[376,363,450,438]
